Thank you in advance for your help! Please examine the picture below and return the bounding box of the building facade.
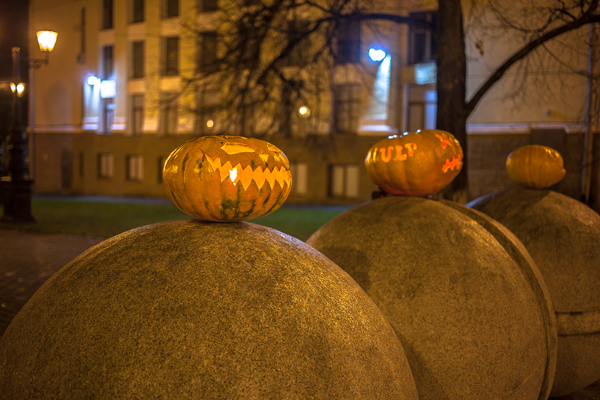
[24,0,599,206]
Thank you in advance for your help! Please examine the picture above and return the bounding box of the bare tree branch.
[466,1,599,115]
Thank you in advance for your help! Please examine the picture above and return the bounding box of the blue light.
[368,48,386,62]
[87,76,100,86]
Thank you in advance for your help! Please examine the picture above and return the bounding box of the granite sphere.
[307,196,557,400]
[0,220,418,399]
[468,189,600,397]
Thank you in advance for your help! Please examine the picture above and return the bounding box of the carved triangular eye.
[221,143,256,154]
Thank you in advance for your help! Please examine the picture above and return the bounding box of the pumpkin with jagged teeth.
[163,135,292,222]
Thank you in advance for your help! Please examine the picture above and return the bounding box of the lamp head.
[36,30,58,53]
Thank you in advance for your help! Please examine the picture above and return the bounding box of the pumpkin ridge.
[202,196,222,221]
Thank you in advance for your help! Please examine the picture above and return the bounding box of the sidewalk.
[0,229,103,337]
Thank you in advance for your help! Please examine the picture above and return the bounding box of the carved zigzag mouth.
[204,155,292,191]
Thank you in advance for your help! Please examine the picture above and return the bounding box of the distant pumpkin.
[365,129,463,197]
[163,135,292,222]
[506,145,566,189]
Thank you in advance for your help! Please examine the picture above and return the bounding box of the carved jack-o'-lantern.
[364,129,463,197]
[506,145,566,189]
[163,135,292,222]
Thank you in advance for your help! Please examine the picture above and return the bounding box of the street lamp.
[1,30,57,222]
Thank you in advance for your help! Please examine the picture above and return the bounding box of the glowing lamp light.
[36,30,58,53]
[10,83,25,97]
[206,119,214,128]
[87,76,100,86]
[368,48,386,62]
[297,106,311,118]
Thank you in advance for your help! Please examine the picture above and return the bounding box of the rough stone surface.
[307,196,557,400]
[467,189,600,397]
[0,220,418,399]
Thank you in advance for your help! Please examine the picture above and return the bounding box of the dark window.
[102,0,113,30]
[80,8,86,56]
[79,152,84,178]
[239,27,259,70]
[159,93,178,134]
[102,45,114,80]
[198,0,218,12]
[408,11,438,64]
[132,41,144,78]
[102,99,115,133]
[286,20,310,67]
[334,84,360,133]
[158,156,167,183]
[131,94,144,134]
[195,86,219,135]
[132,0,144,23]
[337,19,360,64]
[198,32,217,72]
[163,37,179,76]
[164,0,179,18]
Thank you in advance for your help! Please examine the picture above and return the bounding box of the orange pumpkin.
[365,129,463,197]
[506,145,566,189]
[163,135,292,222]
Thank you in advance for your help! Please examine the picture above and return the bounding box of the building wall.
[32,129,600,209]
[26,0,599,209]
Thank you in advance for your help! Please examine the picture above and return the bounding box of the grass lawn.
[0,197,350,241]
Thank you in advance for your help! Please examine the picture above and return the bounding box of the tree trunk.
[436,0,469,202]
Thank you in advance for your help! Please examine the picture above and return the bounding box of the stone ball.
[307,196,557,400]
[0,220,418,399]
[467,188,600,397]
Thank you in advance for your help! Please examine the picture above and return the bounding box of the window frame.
[162,36,179,76]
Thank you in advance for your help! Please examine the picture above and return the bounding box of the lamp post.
[1,30,57,222]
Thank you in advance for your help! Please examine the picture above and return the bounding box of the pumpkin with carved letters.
[365,129,463,197]
[506,144,566,189]
[163,135,292,222]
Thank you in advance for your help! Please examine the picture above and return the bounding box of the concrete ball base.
[0,220,418,399]
[468,189,600,397]
[307,196,557,400]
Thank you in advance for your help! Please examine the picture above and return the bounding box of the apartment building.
[27,0,598,205]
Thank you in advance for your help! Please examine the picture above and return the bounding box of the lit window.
[289,162,308,195]
[407,86,437,132]
[329,164,359,198]
[127,155,144,181]
[98,153,114,178]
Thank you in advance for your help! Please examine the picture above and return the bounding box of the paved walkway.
[0,229,103,337]
[0,228,599,399]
